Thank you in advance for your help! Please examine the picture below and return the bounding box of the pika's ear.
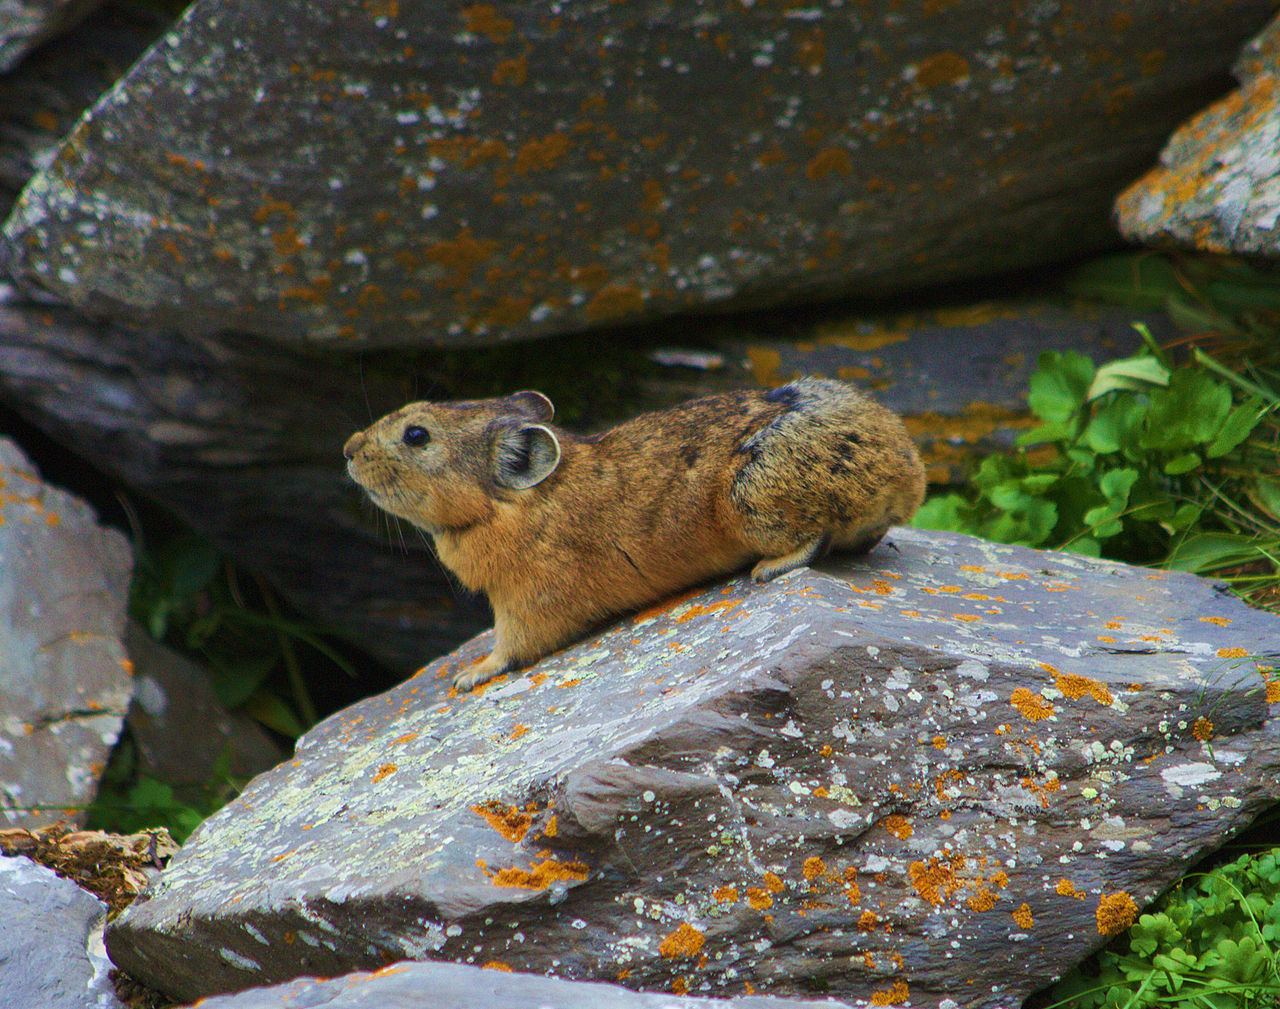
[492,423,561,489]
[505,390,555,422]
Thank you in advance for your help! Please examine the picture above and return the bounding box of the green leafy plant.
[1044,848,1280,1008]
[913,329,1279,604]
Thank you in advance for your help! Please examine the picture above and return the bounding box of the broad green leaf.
[1143,369,1232,450]
[1083,505,1123,539]
[1206,396,1266,458]
[243,690,306,739]
[1028,350,1094,423]
[1086,355,1170,400]
[1059,252,1183,310]
[1163,452,1202,475]
[910,494,977,532]
[1016,419,1075,446]
[1251,477,1280,521]
[1165,532,1262,572]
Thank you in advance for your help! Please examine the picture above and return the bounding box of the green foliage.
[130,533,357,736]
[912,333,1280,596]
[1045,849,1280,1008]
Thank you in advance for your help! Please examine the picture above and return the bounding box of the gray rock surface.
[0,437,133,827]
[1116,15,1280,254]
[0,1,172,218]
[124,623,286,799]
[0,854,123,1008]
[186,961,836,1009]
[2,0,1273,346]
[0,0,104,73]
[106,529,1280,1008]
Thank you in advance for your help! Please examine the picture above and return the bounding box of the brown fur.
[344,378,925,690]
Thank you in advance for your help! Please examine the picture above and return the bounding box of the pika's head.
[343,390,561,533]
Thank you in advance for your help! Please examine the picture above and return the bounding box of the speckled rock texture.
[1116,15,1280,253]
[186,961,835,1009]
[2,0,1274,346]
[0,0,104,73]
[0,2,171,218]
[0,855,122,1009]
[106,529,1280,1008]
[0,437,133,828]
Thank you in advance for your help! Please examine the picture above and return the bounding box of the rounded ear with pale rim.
[492,423,561,489]
[505,390,555,423]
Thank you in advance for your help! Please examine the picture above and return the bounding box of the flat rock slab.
[107,529,1280,1008]
[3,0,1274,345]
[185,960,836,1009]
[1117,15,1280,254]
[0,854,122,1009]
[0,437,133,828]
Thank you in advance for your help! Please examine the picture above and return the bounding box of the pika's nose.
[343,431,366,460]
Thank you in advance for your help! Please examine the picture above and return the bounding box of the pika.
[344,378,925,691]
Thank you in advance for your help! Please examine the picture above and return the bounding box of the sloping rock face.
[106,529,1280,1008]
[1116,15,1280,254]
[0,437,133,828]
[3,0,1274,346]
[0,855,122,1009]
[189,961,835,1009]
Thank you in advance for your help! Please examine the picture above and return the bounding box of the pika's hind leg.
[751,532,832,583]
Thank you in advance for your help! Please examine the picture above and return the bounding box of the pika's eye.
[402,425,430,447]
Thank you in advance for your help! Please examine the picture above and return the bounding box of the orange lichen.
[857,910,879,931]
[806,147,853,180]
[673,598,741,624]
[870,979,910,1006]
[1199,616,1232,626]
[390,731,419,745]
[844,881,862,904]
[461,3,513,42]
[803,856,826,881]
[489,857,589,890]
[481,960,513,971]
[712,885,738,903]
[966,888,997,912]
[1217,647,1249,659]
[1192,717,1214,742]
[371,763,397,783]
[1267,680,1280,704]
[1011,903,1034,929]
[1055,672,1114,705]
[746,887,773,910]
[671,977,689,995]
[1010,687,1054,722]
[883,814,913,840]
[1096,891,1138,935]
[470,801,533,842]
[658,922,706,959]
[509,724,530,741]
[583,283,646,322]
[908,858,958,906]
[763,872,785,893]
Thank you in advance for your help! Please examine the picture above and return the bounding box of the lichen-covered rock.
[186,961,835,1009]
[0,2,172,218]
[1116,15,1280,253]
[106,529,1280,1008]
[0,0,105,73]
[0,437,133,828]
[2,0,1274,346]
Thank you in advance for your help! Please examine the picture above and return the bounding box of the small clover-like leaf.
[1028,350,1095,423]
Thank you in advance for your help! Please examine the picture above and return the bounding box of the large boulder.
[105,528,1280,1007]
[0,437,132,828]
[2,0,1274,346]
[1117,15,1280,254]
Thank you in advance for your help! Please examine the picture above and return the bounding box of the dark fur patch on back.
[764,383,800,406]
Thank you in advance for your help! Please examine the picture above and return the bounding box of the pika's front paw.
[453,653,513,692]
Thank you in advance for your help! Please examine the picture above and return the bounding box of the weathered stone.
[1116,15,1280,254]
[0,0,105,73]
[124,623,285,799]
[0,436,133,828]
[0,854,123,1008]
[106,529,1280,1008]
[0,1,173,218]
[185,961,835,1009]
[2,0,1273,346]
